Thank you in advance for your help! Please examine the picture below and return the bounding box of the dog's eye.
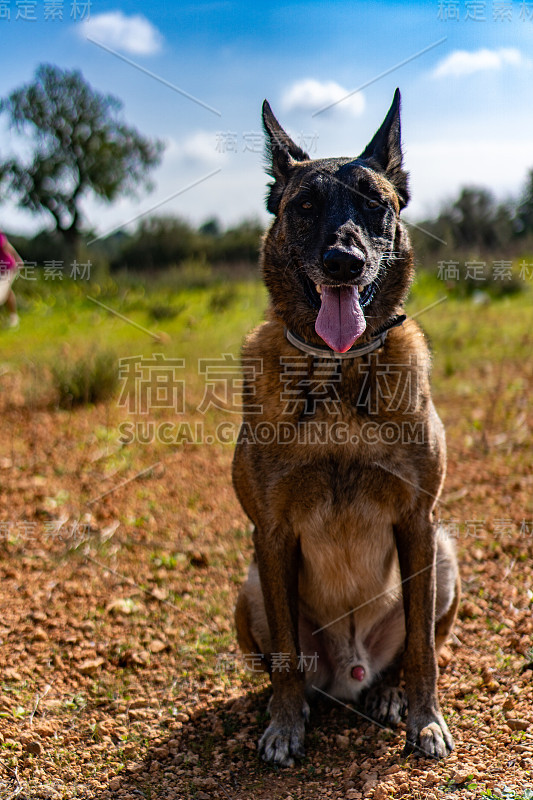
[300,200,313,211]
[364,197,381,210]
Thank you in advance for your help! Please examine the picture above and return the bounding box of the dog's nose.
[322,248,366,282]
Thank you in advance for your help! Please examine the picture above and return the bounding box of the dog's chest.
[294,493,400,620]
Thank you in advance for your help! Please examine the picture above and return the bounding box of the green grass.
[1,268,531,411]
[0,270,266,364]
[408,270,533,376]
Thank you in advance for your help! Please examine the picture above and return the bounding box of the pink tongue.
[315,285,367,353]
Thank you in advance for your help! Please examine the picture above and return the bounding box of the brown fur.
[233,90,460,766]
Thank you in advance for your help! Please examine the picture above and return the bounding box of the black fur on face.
[260,89,414,344]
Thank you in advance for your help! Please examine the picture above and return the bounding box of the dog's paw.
[403,711,454,760]
[362,685,407,728]
[258,701,309,767]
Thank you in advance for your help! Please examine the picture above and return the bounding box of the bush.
[110,216,200,271]
[108,215,264,272]
[50,349,118,408]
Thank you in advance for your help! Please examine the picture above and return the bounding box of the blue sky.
[2,0,533,236]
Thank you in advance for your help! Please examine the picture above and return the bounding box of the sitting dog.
[233,89,460,766]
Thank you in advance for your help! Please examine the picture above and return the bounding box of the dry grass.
[0,280,532,799]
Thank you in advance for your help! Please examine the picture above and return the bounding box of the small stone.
[149,639,167,654]
[373,786,390,800]
[336,734,349,748]
[506,718,529,731]
[189,551,209,568]
[128,709,147,721]
[119,649,149,667]
[383,765,401,776]
[34,723,55,738]
[129,699,149,710]
[41,789,61,799]
[362,779,377,795]
[461,601,481,618]
[79,657,105,674]
[4,668,22,681]
[109,776,121,790]
[452,770,473,784]
[24,740,42,756]
[33,627,48,642]
[0,695,11,711]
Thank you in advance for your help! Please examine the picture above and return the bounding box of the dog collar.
[284,315,406,359]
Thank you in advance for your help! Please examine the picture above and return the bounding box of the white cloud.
[405,139,533,220]
[81,11,163,55]
[282,79,365,117]
[182,131,227,165]
[164,132,227,166]
[432,47,530,79]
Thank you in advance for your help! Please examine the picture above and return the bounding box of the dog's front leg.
[394,512,454,759]
[253,525,309,766]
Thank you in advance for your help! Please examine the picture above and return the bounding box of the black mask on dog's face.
[260,90,413,349]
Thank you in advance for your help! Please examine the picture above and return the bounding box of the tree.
[438,187,513,250]
[0,64,164,256]
[515,168,533,236]
[113,216,200,271]
[199,217,221,237]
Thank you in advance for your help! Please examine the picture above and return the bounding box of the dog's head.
[261,89,414,352]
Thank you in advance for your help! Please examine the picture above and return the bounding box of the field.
[0,268,532,800]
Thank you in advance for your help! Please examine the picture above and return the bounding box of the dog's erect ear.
[359,88,410,209]
[262,100,310,214]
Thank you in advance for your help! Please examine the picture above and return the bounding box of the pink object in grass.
[0,233,17,272]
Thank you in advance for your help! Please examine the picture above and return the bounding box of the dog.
[233,89,460,766]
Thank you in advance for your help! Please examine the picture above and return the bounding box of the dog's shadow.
[92,688,410,799]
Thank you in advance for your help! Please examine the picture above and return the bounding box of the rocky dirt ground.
[0,345,532,800]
